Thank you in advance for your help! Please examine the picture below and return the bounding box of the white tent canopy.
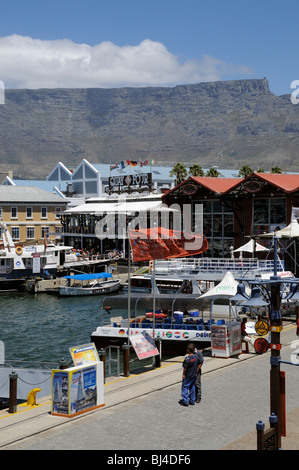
[259,219,299,238]
[197,271,239,299]
[233,239,269,253]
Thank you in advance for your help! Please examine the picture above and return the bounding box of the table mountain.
[0,78,298,178]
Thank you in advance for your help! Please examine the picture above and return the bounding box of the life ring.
[16,246,23,255]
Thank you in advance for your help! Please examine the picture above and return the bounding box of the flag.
[110,164,119,171]
[139,159,149,166]
[129,227,208,262]
[130,161,138,167]
[126,160,131,166]
[120,161,125,169]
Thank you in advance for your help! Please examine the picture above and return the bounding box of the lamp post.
[232,236,299,449]
[269,263,282,450]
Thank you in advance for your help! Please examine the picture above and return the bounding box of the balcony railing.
[154,257,286,277]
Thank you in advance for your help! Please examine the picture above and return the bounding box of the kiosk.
[211,322,242,358]
[51,343,104,417]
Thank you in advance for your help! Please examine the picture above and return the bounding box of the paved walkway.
[1,322,299,450]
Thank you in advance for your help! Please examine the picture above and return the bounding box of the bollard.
[99,348,106,383]
[9,371,18,413]
[59,358,68,369]
[122,344,130,377]
[256,420,265,450]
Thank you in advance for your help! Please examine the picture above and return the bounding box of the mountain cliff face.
[0,78,298,178]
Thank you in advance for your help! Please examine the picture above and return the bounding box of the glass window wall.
[194,200,234,257]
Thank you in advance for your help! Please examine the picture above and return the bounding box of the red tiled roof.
[162,173,299,198]
[191,176,242,193]
[252,173,299,193]
[162,176,242,197]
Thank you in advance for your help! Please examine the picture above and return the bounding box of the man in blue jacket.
[179,343,201,406]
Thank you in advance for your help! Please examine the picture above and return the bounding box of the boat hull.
[59,281,121,296]
[0,278,26,292]
[91,325,211,356]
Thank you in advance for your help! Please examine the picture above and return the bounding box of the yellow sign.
[255,320,269,336]
[270,325,283,333]
[69,343,100,366]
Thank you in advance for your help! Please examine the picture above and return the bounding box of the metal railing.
[154,257,285,276]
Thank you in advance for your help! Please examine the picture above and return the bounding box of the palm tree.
[238,165,254,178]
[270,166,282,174]
[169,162,188,184]
[189,164,205,177]
[206,167,220,177]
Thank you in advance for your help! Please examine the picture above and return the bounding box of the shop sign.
[108,172,152,192]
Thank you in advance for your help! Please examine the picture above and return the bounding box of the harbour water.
[0,291,134,373]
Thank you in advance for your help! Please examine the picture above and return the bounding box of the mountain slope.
[0,78,298,178]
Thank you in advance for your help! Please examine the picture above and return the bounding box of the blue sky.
[0,0,298,95]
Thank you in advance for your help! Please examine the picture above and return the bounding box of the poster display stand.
[51,343,104,417]
[130,332,159,359]
[211,322,242,358]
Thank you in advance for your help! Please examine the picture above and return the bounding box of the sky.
[0,0,298,95]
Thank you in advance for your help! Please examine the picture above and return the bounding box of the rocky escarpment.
[0,78,298,178]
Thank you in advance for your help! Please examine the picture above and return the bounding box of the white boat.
[91,311,213,356]
[91,254,295,355]
[57,273,121,296]
[0,222,107,291]
[101,254,293,313]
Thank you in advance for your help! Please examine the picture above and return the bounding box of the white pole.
[127,223,131,346]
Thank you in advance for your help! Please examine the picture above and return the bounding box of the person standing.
[195,348,204,403]
[179,343,201,406]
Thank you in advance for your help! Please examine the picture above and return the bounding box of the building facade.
[0,186,68,244]
[162,173,299,274]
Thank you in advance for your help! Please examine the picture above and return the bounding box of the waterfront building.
[162,172,299,274]
[0,186,68,244]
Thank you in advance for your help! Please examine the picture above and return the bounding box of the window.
[41,207,47,219]
[26,226,35,239]
[55,207,62,219]
[11,227,20,240]
[26,207,33,219]
[253,198,286,235]
[198,200,234,258]
[11,207,18,219]
[41,226,49,239]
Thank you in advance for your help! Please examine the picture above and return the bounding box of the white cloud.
[0,34,252,88]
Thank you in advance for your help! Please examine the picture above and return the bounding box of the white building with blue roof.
[2,159,238,201]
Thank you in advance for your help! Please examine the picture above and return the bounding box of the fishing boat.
[51,273,121,296]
